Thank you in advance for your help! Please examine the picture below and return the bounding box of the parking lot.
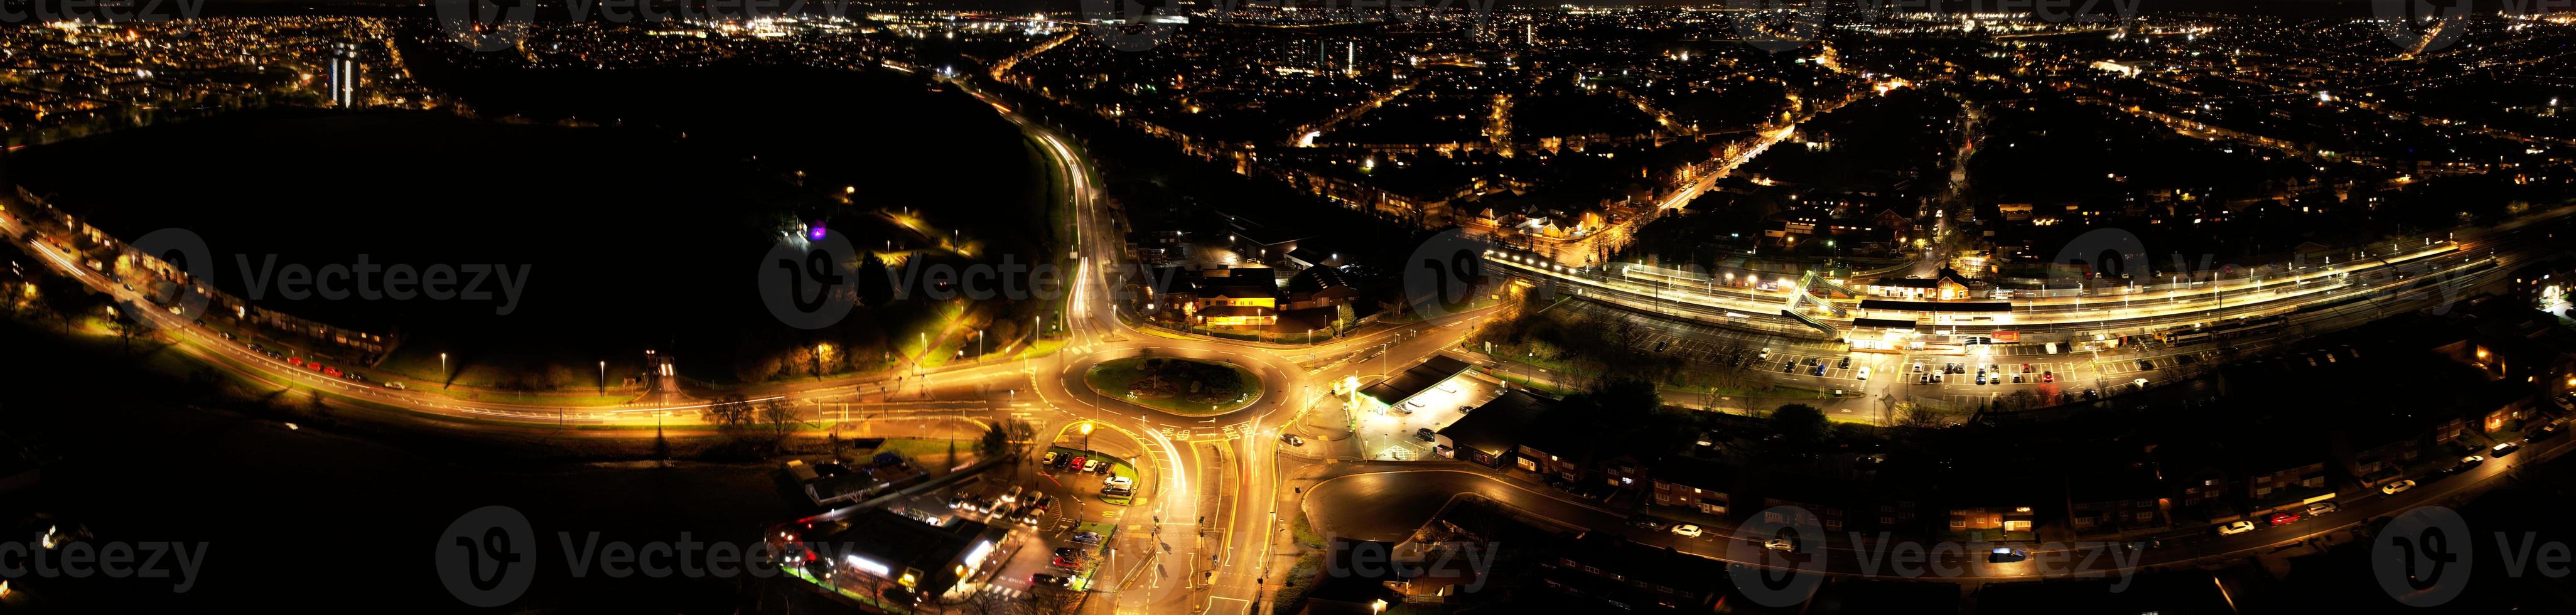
[1357,371,1506,461]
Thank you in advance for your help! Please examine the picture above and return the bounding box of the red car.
[1051,554,1085,569]
[2268,512,2302,527]
[2042,372,2056,383]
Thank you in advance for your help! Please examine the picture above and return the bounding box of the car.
[1987,547,2029,563]
[2268,511,2302,527]
[1042,452,1061,466]
[1803,357,1818,366]
[2217,521,2257,536]
[384,382,406,390]
[1025,495,1054,514]
[1912,361,1924,373]
[2306,501,2340,516]
[2382,479,2418,495]
[2492,441,2521,457]
[2458,454,2486,469]
[1002,485,1025,504]
[1407,398,1430,412]
[1051,555,1085,569]
[1083,459,1106,473]
[1811,363,1828,376]
[1758,348,1772,360]
[2528,425,2563,443]
[1031,573,1071,588]
[1856,366,1871,380]
[1669,524,1705,538]
[218,331,236,341]
[2022,363,2034,373]
[1975,375,1987,385]
[2042,372,2055,383]
[1068,455,1088,470]
[1919,375,1931,384]
[1627,517,1666,530]
[1101,486,1133,497]
[1836,356,1851,370]
[1104,476,1133,489]
[1070,532,1102,545]
[2011,373,2024,383]
[1782,361,1796,373]
[1280,434,1305,447]
[1931,373,1944,383]
[1438,382,1461,394]
[1415,427,1436,442]
[1764,538,1796,552]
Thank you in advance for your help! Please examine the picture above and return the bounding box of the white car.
[1855,366,1870,381]
[1669,524,1705,538]
[1102,476,1133,489]
[1763,538,1796,552]
[2381,479,2417,495]
[2216,521,2256,536]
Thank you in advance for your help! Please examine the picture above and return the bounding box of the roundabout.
[1082,356,1264,416]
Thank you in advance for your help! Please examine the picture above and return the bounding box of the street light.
[439,353,448,389]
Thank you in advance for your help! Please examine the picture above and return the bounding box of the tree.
[110,309,142,355]
[761,399,797,436]
[1894,403,1945,429]
[706,395,755,426]
[1769,404,1829,448]
[980,421,1010,458]
[36,275,99,333]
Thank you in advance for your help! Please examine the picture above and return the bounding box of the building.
[1435,389,1553,468]
[785,510,1008,606]
[2065,466,2169,536]
[1758,473,1854,532]
[1649,455,1735,516]
[1538,535,1731,612]
[326,43,360,108]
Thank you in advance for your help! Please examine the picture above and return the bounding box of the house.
[1861,267,1978,301]
[1285,265,1361,311]
[791,510,1008,604]
[2065,465,2169,535]
[1649,455,1736,517]
[1758,473,1855,532]
[1538,535,1731,612]
[1435,390,1554,469]
[1941,479,2040,540]
[2238,441,2333,509]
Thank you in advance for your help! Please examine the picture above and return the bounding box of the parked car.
[1627,517,1665,530]
[1280,434,1305,447]
[1032,574,1071,588]
[2218,521,2257,536]
[1764,538,1796,552]
[1856,366,1870,380]
[2381,479,2418,495]
[1415,427,1437,442]
[1050,555,1085,569]
[1103,476,1133,489]
[2137,359,2155,371]
[2268,511,2302,527]
[1836,356,1850,370]
[2492,441,2521,457]
[1068,456,1088,471]
[1042,452,1062,466]
[1669,524,1705,538]
[2041,372,2055,383]
[2305,501,2339,516]
[1070,532,1102,545]
[1083,459,1106,473]
[1101,486,1133,498]
[2528,425,2563,443]
[1987,547,2028,563]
